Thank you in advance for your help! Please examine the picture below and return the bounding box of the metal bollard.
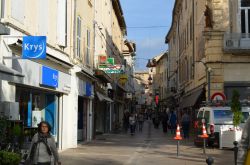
[206,156,214,165]
[234,141,238,165]
[177,140,180,157]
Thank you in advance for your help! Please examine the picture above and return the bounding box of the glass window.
[242,112,249,123]
[197,110,203,119]
[213,110,233,124]
[241,0,250,33]
[204,111,210,123]
[16,87,59,140]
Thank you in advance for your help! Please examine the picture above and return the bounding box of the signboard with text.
[41,66,58,88]
[22,36,47,59]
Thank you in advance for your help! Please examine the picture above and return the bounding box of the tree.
[231,90,242,127]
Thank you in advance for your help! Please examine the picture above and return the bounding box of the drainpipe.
[73,0,76,58]
[192,0,195,79]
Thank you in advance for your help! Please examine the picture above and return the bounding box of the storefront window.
[16,87,59,138]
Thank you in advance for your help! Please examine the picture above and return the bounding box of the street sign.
[211,92,226,101]
[22,36,47,59]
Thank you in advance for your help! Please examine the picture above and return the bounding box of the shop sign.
[41,66,58,88]
[98,55,107,64]
[86,82,92,97]
[98,64,124,74]
[119,74,128,85]
[22,36,47,59]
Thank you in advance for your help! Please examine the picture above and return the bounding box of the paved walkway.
[60,120,234,165]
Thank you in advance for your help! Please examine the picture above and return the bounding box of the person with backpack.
[25,121,61,165]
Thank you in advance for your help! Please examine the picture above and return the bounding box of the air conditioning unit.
[225,39,239,48]
[0,102,19,120]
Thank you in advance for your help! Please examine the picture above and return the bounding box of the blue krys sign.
[22,36,47,59]
[41,66,59,88]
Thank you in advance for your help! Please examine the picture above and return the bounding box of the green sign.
[107,58,114,65]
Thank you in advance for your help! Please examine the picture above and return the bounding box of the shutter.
[38,0,48,36]
[11,0,24,23]
[57,0,66,46]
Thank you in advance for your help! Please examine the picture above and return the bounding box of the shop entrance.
[77,96,87,142]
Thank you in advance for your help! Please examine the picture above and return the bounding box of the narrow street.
[60,121,233,165]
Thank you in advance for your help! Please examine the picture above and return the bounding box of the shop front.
[16,86,60,141]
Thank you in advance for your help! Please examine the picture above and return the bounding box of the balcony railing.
[224,33,250,53]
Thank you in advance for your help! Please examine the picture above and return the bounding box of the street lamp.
[196,60,212,102]
[207,67,212,102]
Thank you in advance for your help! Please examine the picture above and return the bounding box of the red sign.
[155,95,159,105]
[211,92,226,101]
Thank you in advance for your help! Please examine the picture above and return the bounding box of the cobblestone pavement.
[60,120,234,165]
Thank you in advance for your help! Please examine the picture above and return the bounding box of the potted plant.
[231,90,243,128]
[230,90,243,142]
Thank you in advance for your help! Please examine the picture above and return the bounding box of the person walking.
[25,121,61,165]
[181,111,190,139]
[162,111,169,133]
[169,111,177,134]
[129,113,136,135]
[138,113,144,132]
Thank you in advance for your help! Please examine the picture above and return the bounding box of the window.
[204,111,210,123]
[197,110,203,119]
[213,110,233,124]
[86,29,91,65]
[241,0,250,33]
[76,16,81,58]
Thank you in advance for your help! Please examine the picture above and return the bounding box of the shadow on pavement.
[61,155,123,165]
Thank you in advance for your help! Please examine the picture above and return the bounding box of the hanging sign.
[22,36,47,59]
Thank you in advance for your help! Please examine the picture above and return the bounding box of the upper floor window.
[241,0,250,33]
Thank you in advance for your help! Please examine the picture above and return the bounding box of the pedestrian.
[169,111,177,134]
[138,113,144,132]
[238,117,250,165]
[25,121,61,165]
[162,111,169,133]
[123,111,130,133]
[181,111,190,139]
[129,113,136,135]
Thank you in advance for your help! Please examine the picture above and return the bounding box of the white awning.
[96,92,113,102]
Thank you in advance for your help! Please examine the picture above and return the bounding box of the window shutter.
[57,0,66,46]
[11,0,24,23]
[38,0,48,36]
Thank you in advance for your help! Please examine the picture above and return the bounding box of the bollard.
[177,140,180,157]
[206,156,214,165]
[203,138,206,154]
[234,141,238,165]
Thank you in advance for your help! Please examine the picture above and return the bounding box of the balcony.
[224,33,250,53]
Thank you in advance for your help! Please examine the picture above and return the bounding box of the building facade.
[0,0,132,150]
[166,0,250,118]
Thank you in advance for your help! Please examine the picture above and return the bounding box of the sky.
[120,0,175,71]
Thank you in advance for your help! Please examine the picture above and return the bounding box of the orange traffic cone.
[200,123,209,138]
[174,124,182,140]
